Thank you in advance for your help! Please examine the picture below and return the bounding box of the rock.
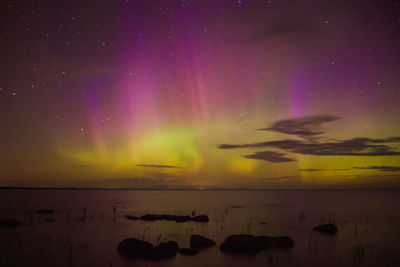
[0,218,21,228]
[313,223,338,234]
[160,215,178,221]
[37,209,55,214]
[175,215,191,223]
[125,215,140,220]
[117,238,153,258]
[255,235,271,249]
[190,234,216,249]
[140,214,161,221]
[179,248,198,255]
[269,236,294,249]
[220,234,261,253]
[191,215,209,222]
[142,241,179,260]
[138,214,208,223]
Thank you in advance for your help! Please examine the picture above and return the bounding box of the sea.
[1,189,399,266]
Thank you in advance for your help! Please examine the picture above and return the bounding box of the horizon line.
[1,186,400,191]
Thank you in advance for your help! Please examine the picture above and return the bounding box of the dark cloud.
[221,137,400,157]
[268,138,400,156]
[353,166,400,172]
[136,164,178,168]
[300,168,351,172]
[259,115,339,140]
[301,166,400,172]
[218,115,400,163]
[244,151,295,163]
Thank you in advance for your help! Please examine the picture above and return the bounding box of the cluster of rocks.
[117,233,295,260]
[220,235,294,254]
[117,234,216,260]
[117,224,339,260]
[125,214,209,223]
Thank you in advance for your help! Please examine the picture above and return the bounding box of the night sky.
[1,0,400,188]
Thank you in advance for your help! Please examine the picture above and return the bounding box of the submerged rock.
[160,214,179,221]
[313,223,338,234]
[140,214,203,223]
[125,215,140,220]
[175,215,191,223]
[179,248,198,255]
[220,234,261,253]
[269,236,295,248]
[140,214,161,221]
[142,241,179,260]
[191,215,209,222]
[190,234,216,249]
[36,209,55,214]
[117,238,153,258]
[0,218,21,228]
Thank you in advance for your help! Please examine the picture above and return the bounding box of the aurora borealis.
[0,0,399,188]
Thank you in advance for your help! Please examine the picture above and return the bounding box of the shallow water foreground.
[1,189,400,267]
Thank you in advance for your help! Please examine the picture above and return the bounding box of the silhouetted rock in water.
[269,236,295,249]
[125,215,140,220]
[117,238,153,258]
[191,215,209,222]
[179,248,198,255]
[255,235,271,249]
[220,235,261,253]
[140,214,161,221]
[37,209,55,214]
[0,218,21,228]
[190,234,216,249]
[175,215,191,223]
[313,223,338,234]
[139,214,207,223]
[160,214,178,221]
[142,241,179,260]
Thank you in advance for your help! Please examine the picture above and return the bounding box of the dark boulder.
[313,223,338,234]
[0,218,21,228]
[220,234,294,253]
[140,214,161,221]
[160,214,179,221]
[269,236,294,249]
[37,209,55,214]
[220,234,261,253]
[255,235,271,249]
[190,234,216,249]
[191,215,209,222]
[142,241,179,260]
[125,215,140,220]
[175,215,191,223]
[117,238,153,258]
[179,248,198,255]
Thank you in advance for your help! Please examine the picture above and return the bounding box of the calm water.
[0,189,400,267]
